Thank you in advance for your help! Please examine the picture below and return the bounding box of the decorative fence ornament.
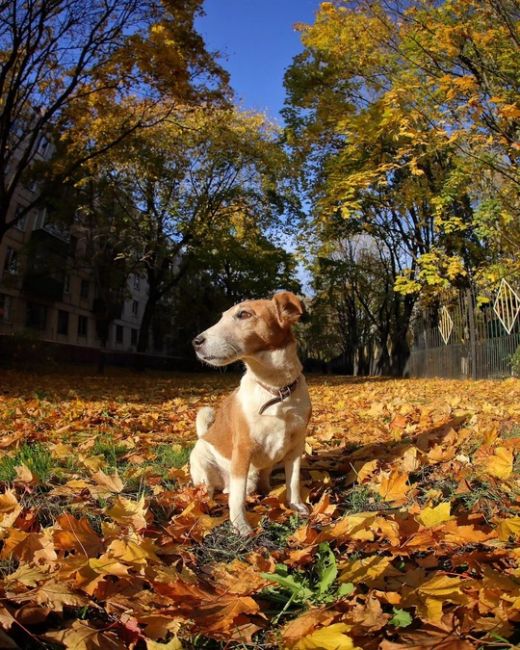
[493,279,520,335]
[438,305,453,345]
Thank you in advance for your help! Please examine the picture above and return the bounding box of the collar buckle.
[278,385,292,401]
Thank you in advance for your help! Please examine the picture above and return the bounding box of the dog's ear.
[273,291,304,326]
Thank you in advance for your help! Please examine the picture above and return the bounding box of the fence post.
[466,288,477,379]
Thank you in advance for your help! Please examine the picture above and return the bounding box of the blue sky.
[196,0,320,121]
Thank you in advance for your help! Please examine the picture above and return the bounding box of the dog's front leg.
[229,448,253,537]
[285,445,309,516]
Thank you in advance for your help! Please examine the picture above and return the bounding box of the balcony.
[22,227,67,301]
[23,274,64,302]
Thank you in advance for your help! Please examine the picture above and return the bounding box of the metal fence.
[407,282,520,379]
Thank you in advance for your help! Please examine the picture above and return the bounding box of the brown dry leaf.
[282,608,338,647]
[193,594,261,634]
[91,469,124,494]
[53,513,103,556]
[211,559,269,594]
[45,620,126,649]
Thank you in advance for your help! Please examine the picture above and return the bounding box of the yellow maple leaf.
[378,471,410,504]
[357,460,379,482]
[146,638,183,650]
[416,502,453,528]
[106,496,148,531]
[497,517,520,541]
[319,513,377,542]
[107,537,160,566]
[339,555,394,585]
[416,574,468,625]
[293,622,360,650]
[482,446,513,479]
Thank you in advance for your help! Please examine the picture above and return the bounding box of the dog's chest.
[239,386,310,468]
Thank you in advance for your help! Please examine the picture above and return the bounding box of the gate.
[407,281,520,379]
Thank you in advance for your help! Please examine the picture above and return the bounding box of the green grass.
[92,436,129,467]
[0,443,53,483]
[342,484,383,513]
[154,443,193,469]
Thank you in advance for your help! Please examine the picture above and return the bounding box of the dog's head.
[192,291,304,367]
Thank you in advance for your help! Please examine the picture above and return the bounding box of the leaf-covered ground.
[0,370,520,650]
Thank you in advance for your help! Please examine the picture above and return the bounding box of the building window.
[26,302,47,330]
[57,310,69,336]
[63,274,70,294]
[15,205,27,231]
[34,208,46,230]
[0,294,11,322]
[78,315,88,338]
[132,300,139,317]
[131,328,138,346]
[38,136,48,154]
[115,324,124,344]
[80,279,89,299]
[3,247,18,275]
[133,275,140,290]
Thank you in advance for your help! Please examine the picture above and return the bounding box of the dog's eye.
[236,310,252,320]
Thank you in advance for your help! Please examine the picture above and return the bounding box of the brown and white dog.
[189,291,311,536]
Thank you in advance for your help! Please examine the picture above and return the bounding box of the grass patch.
[154,443,193,469]
[92,436,129,467]
[418,478,458,503]
[0,443,53,483]
[192,521,281,566]
[341,484,384,513]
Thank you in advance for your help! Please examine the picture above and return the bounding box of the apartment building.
[0,185,152,354]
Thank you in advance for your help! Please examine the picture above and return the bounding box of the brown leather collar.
[257,376,300,415]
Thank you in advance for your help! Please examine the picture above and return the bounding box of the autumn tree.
[283,0,520,374]
[285,0,519,293]
[87,106,294,354]
[0,0,228,243]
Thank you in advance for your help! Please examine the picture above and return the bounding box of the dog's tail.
[196,406,216,438]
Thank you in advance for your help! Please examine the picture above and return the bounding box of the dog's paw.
[232,519,254,537]
[288,502,310,516]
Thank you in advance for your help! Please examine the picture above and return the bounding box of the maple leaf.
[107,537,160,567]
[53,513,103,556]
[146,638,183,650]
[377,470,410,504]
[192,594,261,634]
[497,517,520,541]
[414,574,468,625]
[106,496,149,531]
[416,502,453,528]
[339,555,398,586]
[13,580,87,613]
[282,609,338,647]
[0,490,22,539]
[45,620,126,649]
[480,446,514,480]
[211,559,269,594]
[91,469,124,494]
[293,622,359,650]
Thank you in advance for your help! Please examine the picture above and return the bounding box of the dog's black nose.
[192,335,205,348]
